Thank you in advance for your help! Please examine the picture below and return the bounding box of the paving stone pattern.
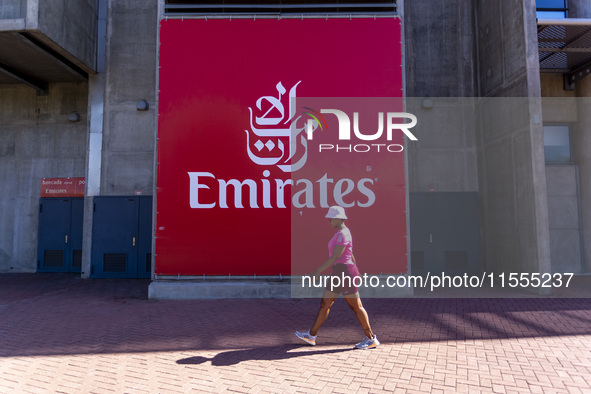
[1,274,591,393]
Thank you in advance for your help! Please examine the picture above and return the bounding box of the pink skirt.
[325,263,361,295]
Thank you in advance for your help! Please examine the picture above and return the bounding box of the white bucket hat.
[325,206,347,219]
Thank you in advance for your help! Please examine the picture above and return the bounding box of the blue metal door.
[409,193,435,277]
[410,192,481,277]
[91,196,152,278]
[433,193,481,276]
[69,198,84,272]
[91,197,138,278]
[37,198,84,272]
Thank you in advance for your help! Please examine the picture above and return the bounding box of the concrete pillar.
[573,79,591,271]
[567,0,591,272]
[81,0,107,278]
[404,0,479,194]
[475,0,551,279]
[81,0,158,278]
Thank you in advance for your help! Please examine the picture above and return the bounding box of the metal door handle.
[133,237,136,246]
[429,234,432,243]
[65,235,68,244]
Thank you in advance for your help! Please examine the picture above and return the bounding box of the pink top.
[328,227,354,265]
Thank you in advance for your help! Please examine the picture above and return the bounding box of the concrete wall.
[569,0,591,18]
[36,0,97,72]
[404,0,476,98]
[0,83,88,272]
[474,0,551,275]
[541,75,577,123]
[545,166,583,273]
[0,0,25,19]
[539,2,591,273]
[0,0,96,71]
[407,98,478,192]
[404,0,479,193]
[540,76,584,273]
[100,0,158,196]
[568,0,591,272]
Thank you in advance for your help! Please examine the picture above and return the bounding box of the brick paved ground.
[1,274,591,393]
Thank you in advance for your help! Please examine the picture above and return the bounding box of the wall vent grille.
[164,1,397,16]
[103,253,127,273]
[44,250,64,268]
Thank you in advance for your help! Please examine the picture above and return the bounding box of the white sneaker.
[355,335,380,349]
[295,330,317,346]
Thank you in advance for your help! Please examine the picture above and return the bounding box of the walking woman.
[295,206,379,349]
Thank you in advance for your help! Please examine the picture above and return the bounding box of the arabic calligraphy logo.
[245,81,320,173]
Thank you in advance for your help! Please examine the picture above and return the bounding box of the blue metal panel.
[409,193,435,276]
[138,196,153,278]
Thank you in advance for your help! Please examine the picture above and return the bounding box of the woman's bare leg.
[344,293,374,338]
[309,290,338,336]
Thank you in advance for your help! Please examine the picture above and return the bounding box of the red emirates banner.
[157,18,407,276]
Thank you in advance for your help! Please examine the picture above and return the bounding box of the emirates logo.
[245,81,318,173]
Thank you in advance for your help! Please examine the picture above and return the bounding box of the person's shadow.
[177,344,355,366]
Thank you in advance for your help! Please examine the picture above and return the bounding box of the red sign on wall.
[40,178,85,198]
[157,18,407,276]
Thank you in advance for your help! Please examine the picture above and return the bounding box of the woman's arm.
[313,244,345,277]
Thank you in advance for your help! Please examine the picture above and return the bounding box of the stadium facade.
[0,0,590,298]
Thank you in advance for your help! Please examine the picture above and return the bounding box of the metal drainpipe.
[81,0,107,278]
